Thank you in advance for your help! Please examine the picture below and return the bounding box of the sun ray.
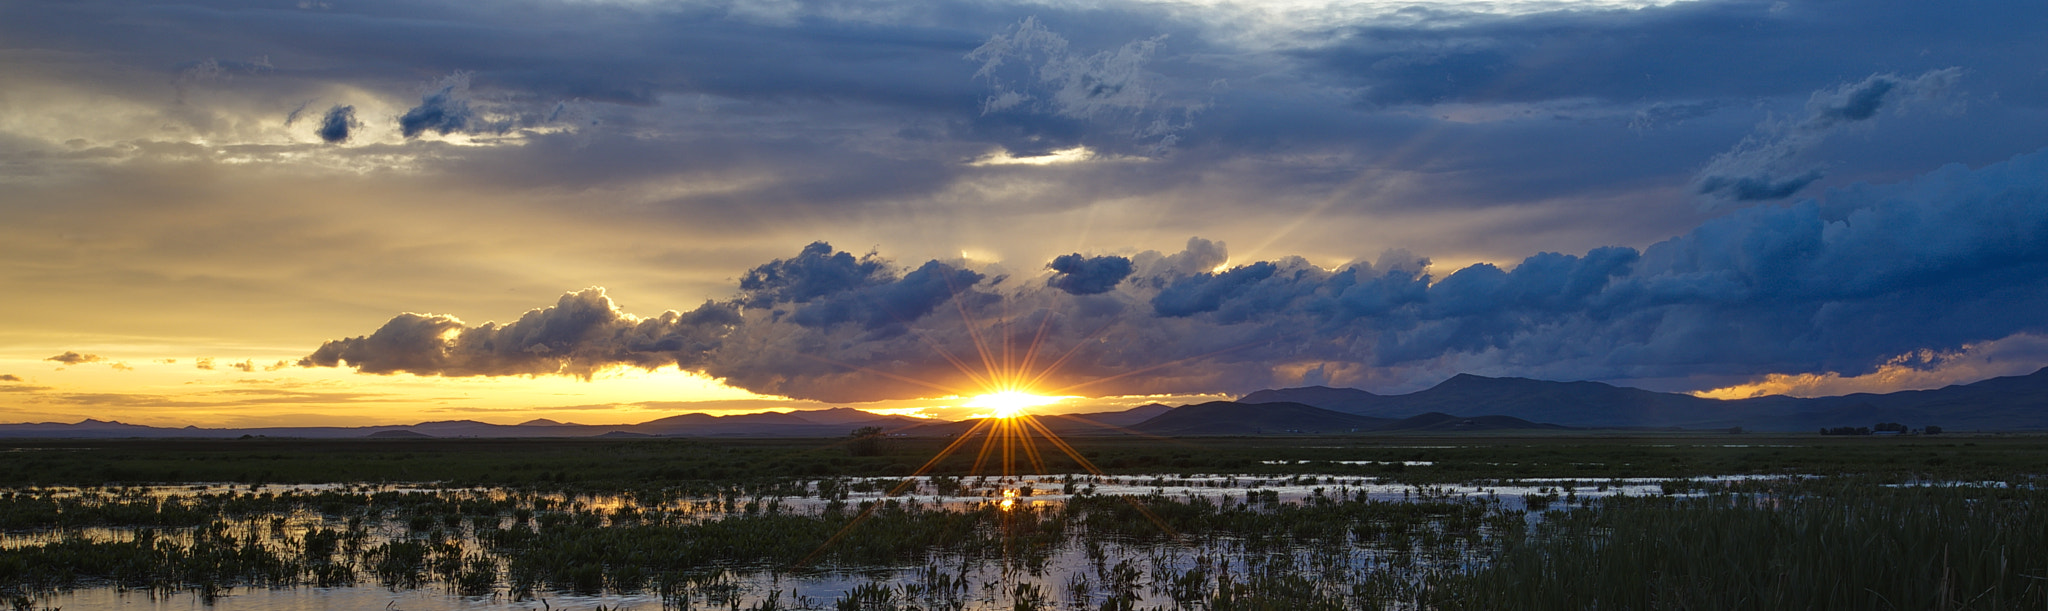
[1041,332,1296,397]
[1020,317,1124,390]
[790,283,1261,567]
[793,416,999,568]
[1014,302,1062,389]
[940,267,1007,390]
[790,352,974,397]
[835,276,1002,391]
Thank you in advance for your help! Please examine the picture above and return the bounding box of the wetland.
[3,434,2045,610]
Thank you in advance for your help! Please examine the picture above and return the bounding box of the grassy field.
[3,432,2045,487]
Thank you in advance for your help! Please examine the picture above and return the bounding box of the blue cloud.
[1046,253,1133,295]
[315,104,356,143]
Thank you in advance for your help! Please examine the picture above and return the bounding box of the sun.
[963,390,1062,418]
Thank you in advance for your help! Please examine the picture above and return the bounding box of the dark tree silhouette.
[848,426,885,457]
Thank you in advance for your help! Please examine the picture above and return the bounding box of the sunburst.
[963,389,1065,419]
[792,270,1273,566]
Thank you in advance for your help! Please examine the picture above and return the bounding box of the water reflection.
[3,472,1799,610]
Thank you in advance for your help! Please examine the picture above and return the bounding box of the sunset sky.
[4,0,2046,427]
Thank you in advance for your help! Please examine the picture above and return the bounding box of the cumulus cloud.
[302,288,744,378]
[307,144,2048,399]
[737,242,892,308]
[45,352,103,365]
[1695,69,1963,203]
[1046,254,1133,295]
[316,105,359,143]
[399,73,509,139]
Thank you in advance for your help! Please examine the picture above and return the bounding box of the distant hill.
[1238,387,1391,414]
[1077,403,1177,427]
[1242,367,2048,431]
[1379,412,1569,432]
[0,407,927,440]
[1130,401,1390,436]
[892,403,1185,437]
[9,368,2044,438]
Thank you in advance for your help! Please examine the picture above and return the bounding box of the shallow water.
[1,472,1798,610]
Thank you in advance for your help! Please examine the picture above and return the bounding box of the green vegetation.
[1435,481,2048,610]
[2,434,2045,609]
[5,433,2046,487]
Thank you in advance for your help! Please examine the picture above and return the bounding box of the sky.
[4,0,2047,427]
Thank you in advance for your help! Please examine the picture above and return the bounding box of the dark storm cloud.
[399,74,494,138]
[1303,0,2041,107]
[9,0,2042,232]
[737,242,892,309]
[1695,69,1962,202]
[786,260,986,332]
[307,145,2048,397]
[9,0,2045,400]
[315,104,357,143]
[1046,254,1134,295]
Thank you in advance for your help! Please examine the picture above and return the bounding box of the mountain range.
[0,407,925,439]
[5,367,2043,438]
[1241,367,2048,431]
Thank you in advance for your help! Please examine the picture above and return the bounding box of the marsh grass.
[1430,481,2048,610]
[1,468,2044,608]
[8,435,2048,488]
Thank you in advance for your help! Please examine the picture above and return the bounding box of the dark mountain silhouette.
[893,404,1181,438]
[1130,401,1390,436]
[1079,403,1177,427]
[365,429,433,439]
[1243,367,2048,430]
[1238,386,1391,414]
[786,407,919,426]
[1379,412,1568,432]
[7,368,2043,438]
[0,407,926,439]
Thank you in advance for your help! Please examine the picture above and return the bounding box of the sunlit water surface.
[8,472,1802,610]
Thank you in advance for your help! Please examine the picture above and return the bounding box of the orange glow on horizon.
[962,389,1066,418]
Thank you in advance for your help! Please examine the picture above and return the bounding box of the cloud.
[306,144,2048,398]
[737,242,893,308]
[45,352,103,365]
[1695,69,1963,203]
[1694,333,2048,399]
[0,374,22,382]
[785,260,986,331]
[171,57,272,103]
[302,288,745,378]
[399,73,510,139]
[1047,253,1134,295]
[967,17,1203,152]
[316,105,359,143]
